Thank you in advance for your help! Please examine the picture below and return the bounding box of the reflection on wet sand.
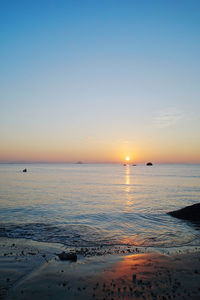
[96,253,200,299]
[4,241,200,300]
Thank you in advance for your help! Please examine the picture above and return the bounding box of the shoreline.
[0,237,200,299]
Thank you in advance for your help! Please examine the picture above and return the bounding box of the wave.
[1,222,200,249]
[0,223,117,247]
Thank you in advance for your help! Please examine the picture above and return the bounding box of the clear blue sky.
[1,0,200,163]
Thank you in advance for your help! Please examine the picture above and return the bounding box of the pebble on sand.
[58,251,77,262]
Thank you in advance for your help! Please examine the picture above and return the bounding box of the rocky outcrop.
[167,203,200,222]
[146,162,153,166]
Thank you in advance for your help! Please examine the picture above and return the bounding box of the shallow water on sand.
[0,164,200,249]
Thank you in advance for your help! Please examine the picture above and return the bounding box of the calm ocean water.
[0,164,200,250]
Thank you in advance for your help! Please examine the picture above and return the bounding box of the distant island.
[146,162,153,166]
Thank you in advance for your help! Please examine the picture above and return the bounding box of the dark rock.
[167,203,200,222]
[146,162,153,166]
[23,168,27,172]
[58,251,77,262]
[132,274,136,282]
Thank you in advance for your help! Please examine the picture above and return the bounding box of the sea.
[0,163,200,253]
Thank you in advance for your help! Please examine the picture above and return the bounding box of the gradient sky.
[1,0,200,163]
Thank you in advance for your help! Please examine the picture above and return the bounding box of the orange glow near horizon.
[0,138,200,164]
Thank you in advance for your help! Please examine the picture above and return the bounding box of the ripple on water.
[0,164,200,249]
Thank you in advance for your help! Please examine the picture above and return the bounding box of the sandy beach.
[1,0,200,297]
[0,237,200,300]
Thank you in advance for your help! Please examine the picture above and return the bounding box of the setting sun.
[126,156,130,161]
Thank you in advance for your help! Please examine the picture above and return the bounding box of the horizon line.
[0,161,199,165]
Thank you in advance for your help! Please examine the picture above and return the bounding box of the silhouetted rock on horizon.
[168,203,200,222]
[146,162,153,166]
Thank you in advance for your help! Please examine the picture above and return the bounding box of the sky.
[1,0,200,164]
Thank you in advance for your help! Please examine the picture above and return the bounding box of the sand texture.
[0,238,200,299]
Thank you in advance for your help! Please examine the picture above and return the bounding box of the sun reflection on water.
[125,165,133,212]
[125,165,130,186]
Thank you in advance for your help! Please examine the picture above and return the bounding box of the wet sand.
[0,237,200,299]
